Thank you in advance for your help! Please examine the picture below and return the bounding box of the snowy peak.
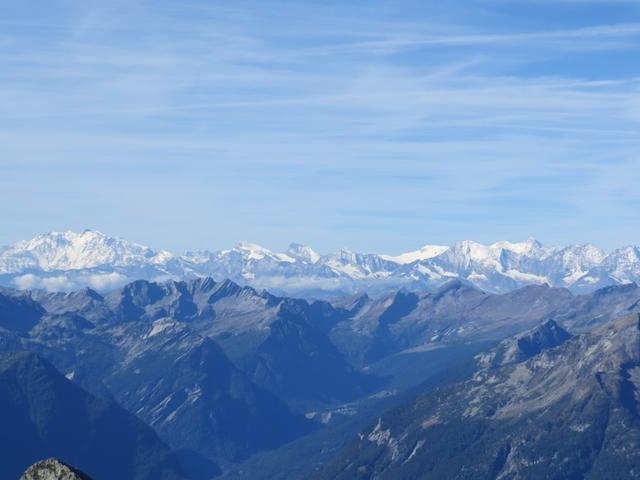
[235,241,273,261]
[0,230,172,273]
[490,237,544,255]
[450,238,548,261]
[607,245,640,265]
[234,241,295,263]
[380,244,449,264]
[436,240,502,270]
[450,240,497,259]
[559,243,607,267]
[286,243,320,263]
[1,230,640,297]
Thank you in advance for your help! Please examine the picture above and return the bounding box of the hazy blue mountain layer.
[0,351,187,480]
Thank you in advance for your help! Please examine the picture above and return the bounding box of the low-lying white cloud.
[13,273,77,291]
[87,272,129,291]
[12,272,130,292]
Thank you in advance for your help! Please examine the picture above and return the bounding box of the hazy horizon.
[1,228,637,257]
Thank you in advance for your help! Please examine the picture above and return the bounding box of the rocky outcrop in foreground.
[20,458,91,480]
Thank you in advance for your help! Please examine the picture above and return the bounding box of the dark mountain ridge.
[0,351,187,480]
[2,278,640,478]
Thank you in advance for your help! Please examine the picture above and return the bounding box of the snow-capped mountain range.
[1,230,639,296]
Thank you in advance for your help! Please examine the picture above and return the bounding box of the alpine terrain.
[1,230,639,297]
[313,314,640,479]
[1,272,640,478]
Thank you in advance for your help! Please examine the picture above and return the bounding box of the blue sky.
[1,0,639,254]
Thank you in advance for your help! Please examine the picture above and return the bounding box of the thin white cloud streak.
[313,22,640,54]
[1,65,637,123]
[0,0,639,251]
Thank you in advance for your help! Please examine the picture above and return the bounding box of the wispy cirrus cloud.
[0,0,639,252]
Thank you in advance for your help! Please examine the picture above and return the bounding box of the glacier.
[0,230,638,296]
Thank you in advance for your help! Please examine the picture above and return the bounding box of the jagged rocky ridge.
[20,458,92,480]
[219,285,640,480]
[475,319,572,368]
[0,283,319,469]
[2,277,640,478]
[312,314,640,479]
[2,230,640,297]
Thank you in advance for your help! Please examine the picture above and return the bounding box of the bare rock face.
[476,318,572,368]
[20,458,92,480]
[314,313,640,480]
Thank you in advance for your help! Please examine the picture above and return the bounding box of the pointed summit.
[286,243,320,263]
[477,319,572,368]
[491,237,544,255]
